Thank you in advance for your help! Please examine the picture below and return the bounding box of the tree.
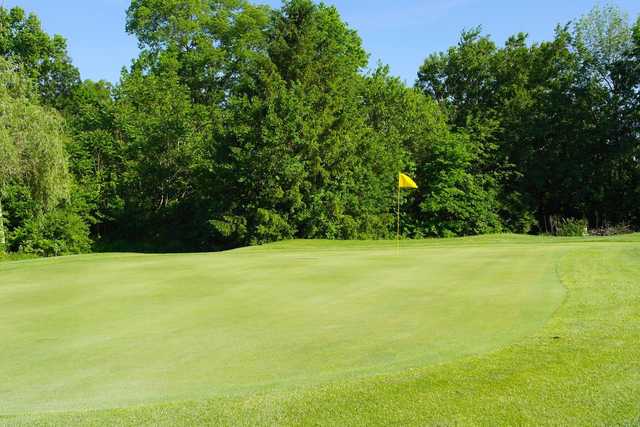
[416,6,640,232]
[573,4,634,90]
[116,0,415,248]
[360,66,497,238]
[126,0,271,105]
[569,6,638,227]
[416,28,513,232]
[0,6,80,108]
[0,58,70,251]
[64,80,125,238]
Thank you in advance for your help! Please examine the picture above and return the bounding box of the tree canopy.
[0,58,73,252]
[1,2,639,254]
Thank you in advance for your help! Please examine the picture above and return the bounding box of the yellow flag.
[398,173,418,189]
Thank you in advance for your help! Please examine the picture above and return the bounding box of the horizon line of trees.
[1,1,639,255]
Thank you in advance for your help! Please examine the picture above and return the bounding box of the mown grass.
[1,234,639,425]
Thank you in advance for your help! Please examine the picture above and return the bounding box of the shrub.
[252,209,295,245]
[551,217,588,237]
[11,209,92,256]
[589,223,633,236]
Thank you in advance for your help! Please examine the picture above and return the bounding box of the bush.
[589,223,633,236]
[11,209,92,256]
[551,217,588,237]
[252,209,295,245]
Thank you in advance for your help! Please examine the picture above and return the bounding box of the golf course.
[1,234,639,425]
[2,0,640,424]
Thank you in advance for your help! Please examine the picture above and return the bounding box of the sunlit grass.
[1,234,639,425]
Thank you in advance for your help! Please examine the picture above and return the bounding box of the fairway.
[2,235,640,425]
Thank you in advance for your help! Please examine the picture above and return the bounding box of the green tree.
[118,0,415,248]
[113,0,270,249]
[0,58,70,251]
[573,4,634,90]
[64,80,125,239]
[114,63,209,247]
[416,28,512,232]
[126,0,271,104]
[416,6,639,232]
[0,6,80,108]
[570,6,637,227]
[360,66,497,238]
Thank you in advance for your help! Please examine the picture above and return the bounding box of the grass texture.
[1,234,639,425]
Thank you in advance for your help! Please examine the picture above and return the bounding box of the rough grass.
[0,252,38,263]
[1,234,639,425]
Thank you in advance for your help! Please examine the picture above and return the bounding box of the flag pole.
[397,174,400,256]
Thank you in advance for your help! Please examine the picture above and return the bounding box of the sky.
[4,0,640,85]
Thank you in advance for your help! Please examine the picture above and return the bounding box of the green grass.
[0,251,38,263]
[1,234,639,425]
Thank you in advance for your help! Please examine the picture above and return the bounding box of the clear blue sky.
[4,0,640,84]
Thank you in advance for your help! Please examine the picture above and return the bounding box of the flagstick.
[397,179,400,256]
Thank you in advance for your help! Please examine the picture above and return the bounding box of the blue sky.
[4,1,640,85]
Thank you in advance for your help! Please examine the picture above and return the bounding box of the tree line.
[1,1,639,255]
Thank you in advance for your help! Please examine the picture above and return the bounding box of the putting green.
[0,237,566,414]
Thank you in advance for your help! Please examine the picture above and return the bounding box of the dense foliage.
[0,1,639,254]
[417,6,640,233]
[0,58,89,255]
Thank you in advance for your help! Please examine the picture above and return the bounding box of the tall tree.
[570,5,636,227]
[117,0,417,248]
[0,6,80,108]
[416,5,640,232]
[0,59,70,250]
[417,28,514,232]
[64,80,125,238]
